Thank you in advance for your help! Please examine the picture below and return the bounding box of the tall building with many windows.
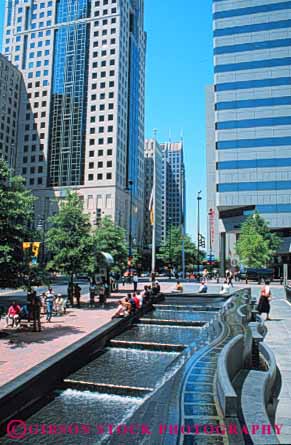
[209,0,291,274]
[3,0,146,245]
[143,138,163,248]
[160,141,186,242]
[0,54,24,169]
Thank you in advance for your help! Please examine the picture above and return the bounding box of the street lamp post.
[197,191,202,274]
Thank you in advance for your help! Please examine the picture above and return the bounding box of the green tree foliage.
[235,212,280,268]
[0,160,35,287]
[46,192,92,281]
[157,226,200,269]
[92,216,128,273]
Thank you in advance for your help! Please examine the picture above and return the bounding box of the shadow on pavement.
[2,325,85,349]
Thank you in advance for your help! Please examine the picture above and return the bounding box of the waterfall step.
[153,304,220,312]
[109,339,185,352]
[138,318,206,327]
[62,379,153,397]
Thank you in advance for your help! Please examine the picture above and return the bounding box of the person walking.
[133,273,138,292]
[257,281,272,320]
[89,279,97,308]
[45,287,55,322]
[74,284,81,308]
[31,291,41,332]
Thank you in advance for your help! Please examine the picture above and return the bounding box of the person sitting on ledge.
[176,281,183,292]
[129,293,137,313]
[136,292,143,308]
[141,285,150,304]
[198,281,208,294]
[133,293,141,310]
[219,280,230,296]
[152,280,160,296]
[112,299,129,318]
[5,301,21,328]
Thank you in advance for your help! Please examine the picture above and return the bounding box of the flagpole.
[151,130,157,274]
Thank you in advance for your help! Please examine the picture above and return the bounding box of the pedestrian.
[68,282,74,307]
[257,280,272,320]
[89,279,97,308]
[45,287,55,322]
[74,284,81,308]
[133,273,138,292]
[122,275,126,287]
[31,291,41,332]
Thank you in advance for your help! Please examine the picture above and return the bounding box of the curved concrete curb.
[216,334,244,416]
[241,342,282,445]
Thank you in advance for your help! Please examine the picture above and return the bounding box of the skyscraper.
[160,141,186,242]
[144,138,163,248]
[210,0,291,273]
[2,0,146,245]
[0,54,24,169]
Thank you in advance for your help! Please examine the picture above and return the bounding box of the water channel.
[3,296,226,445]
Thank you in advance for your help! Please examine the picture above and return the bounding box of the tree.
[235,212,280,268]
[91,216,128,273]
[0,160,35,287]
[157,226,201,269]
[46,192,92,283]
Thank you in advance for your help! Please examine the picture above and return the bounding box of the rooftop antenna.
[180,129,184,143]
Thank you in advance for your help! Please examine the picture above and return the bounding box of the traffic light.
[198,234,205,248]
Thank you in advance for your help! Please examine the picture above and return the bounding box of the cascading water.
[1,296,222,445]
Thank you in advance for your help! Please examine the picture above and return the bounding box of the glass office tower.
[210,0,291,274]
[2,0,146,245]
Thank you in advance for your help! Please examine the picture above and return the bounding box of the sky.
[0,0,214,241]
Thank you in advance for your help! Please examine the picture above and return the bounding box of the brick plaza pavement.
[0,281,176,387]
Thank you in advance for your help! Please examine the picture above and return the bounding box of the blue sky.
[0,0,213,241]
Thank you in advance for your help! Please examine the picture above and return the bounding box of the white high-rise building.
[208,0,291,275]
[3,0,146,245]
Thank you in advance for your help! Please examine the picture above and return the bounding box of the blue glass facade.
[213,1,291,19]
[126,1,141,199]
[213,0,291,256]
[214,38,291,55]
[218,158,291,170]
[214,18,291,37]
[218,181,291,192]
[215,56,291,73]
[216,96,291,110]
[48,0,91,187]
[245,204,291,214]
[127,37,140,197]
[216,77,291,92]
[217,116,291,130]
[217,137,291,150]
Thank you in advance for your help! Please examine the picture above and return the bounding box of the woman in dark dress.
[257,280,271,320]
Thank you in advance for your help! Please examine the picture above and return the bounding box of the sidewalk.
[0,282,176,387]
[264,291,291,445]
